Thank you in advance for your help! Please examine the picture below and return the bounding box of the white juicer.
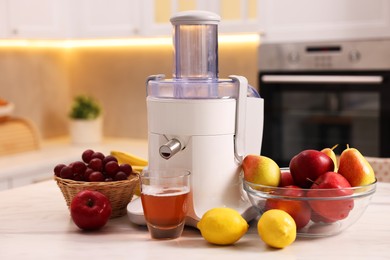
[127,10,264,227]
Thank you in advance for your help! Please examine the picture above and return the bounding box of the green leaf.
[69,95,102,119]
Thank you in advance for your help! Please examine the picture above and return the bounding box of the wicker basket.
[54,173,139,218]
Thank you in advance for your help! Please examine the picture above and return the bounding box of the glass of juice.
[140,169,191,239]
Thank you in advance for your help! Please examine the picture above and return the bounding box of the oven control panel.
[259,39,390,71]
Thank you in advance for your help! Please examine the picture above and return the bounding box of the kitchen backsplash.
[0,41,258,140]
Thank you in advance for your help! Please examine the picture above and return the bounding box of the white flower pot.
[69,117,102,145]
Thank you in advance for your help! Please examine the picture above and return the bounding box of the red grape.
[91,152,105,161]
[54,164,66,177]
[104,161,120,176]
[73,173,84,181]
[56,149,132,182]
[102,155,118,165]
[89,158,103,172]
[82,149,94,163]
[119,164,133,176]
[114,171,128,181]
[84,168,94,181]
[71,161,87,175]
[89,171,105,182]
[60,166,73,179]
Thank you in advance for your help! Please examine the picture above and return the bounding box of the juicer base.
[126,197,258,228]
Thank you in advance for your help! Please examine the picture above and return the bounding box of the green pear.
[242,154,281,187]
[338,145,376,186]
[321,144,339,171]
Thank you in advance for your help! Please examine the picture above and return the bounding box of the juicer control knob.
[159,139,182,160]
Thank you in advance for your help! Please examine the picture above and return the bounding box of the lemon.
[257,209,296,248]
[197,207,248,245]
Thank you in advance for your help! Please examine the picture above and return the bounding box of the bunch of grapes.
[54,149,133,182]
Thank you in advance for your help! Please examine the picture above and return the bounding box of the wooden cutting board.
[0,117,40,156]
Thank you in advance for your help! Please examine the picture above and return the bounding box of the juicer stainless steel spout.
[159,138,182,159]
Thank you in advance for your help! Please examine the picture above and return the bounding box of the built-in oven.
[258,39,390,166]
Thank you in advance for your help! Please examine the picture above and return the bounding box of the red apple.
[70,190,112,230]
[307,172,354,222]
[265,185,311,229]
[279,170,295,187]
[289,149,334,188]
[310,210,334,223]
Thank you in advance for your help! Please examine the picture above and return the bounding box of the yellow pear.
[242,154,281,187]
[321,144,339,171]
[338,145,376,186]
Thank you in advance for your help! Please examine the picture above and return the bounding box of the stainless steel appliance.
[259,39,390,166]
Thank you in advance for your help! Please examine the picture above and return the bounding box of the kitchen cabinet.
[141,0,205,36]
[207,0,261,33]
[141,0,261,36]
[0,0,261,39]
[259,0,390,43]
[0,0,141,39]
[9,172,51,190]
[0,179,8,190]
[0,1,6,37]
[1,0,260,39]
[3,0,389,40]
[2,0,70,39]
[70,0,141,38]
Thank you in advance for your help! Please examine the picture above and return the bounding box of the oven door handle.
[261,75,383,84]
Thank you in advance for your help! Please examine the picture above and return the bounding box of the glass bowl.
[243,168,377,237]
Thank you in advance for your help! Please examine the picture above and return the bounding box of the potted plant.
[69,95,103,144]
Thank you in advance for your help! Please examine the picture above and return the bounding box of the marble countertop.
[1,178,389,259]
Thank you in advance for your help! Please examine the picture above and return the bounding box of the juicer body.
[127,10,264,227]
[147,94,263,225]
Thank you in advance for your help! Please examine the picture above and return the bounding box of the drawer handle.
[261,75,383,84]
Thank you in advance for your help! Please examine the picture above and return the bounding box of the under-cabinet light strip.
[0,34,259,48]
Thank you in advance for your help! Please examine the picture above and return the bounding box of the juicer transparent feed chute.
[127,11,264,227]
[172,12,218,82]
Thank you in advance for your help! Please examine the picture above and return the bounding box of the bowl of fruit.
[242,146,377,238]
[54,149,143,218]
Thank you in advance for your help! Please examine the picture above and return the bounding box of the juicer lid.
[170,10,220,25]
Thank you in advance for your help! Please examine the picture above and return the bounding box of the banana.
[132,165,145,173]
[110,151,146,197]
[110,150,148,166]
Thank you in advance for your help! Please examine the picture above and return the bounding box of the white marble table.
[0,179,389,259]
